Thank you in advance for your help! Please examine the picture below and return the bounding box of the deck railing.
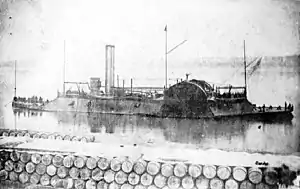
[253,103,294,113]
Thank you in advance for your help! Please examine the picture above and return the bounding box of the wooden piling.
[80,167,91,180]
[122,158,134,173]
[134,160,147,175]
[48,134,56,140]
[31,153,42,164]
[29,172,40,184]
[121,183,134,189]
[86,179,97,189]
[56,135,63,140]
[50,175,62,188]
[8,171,18,182]
[188,164,202,178]
[109,182,120,189]
[63,155,74,168]
[1,130,9,137]
[40,174,51,186]
[128,172,140,186]
[209,178,224,189]
[0,170,8,180]
[115,171,128,185]
[10,150,20,162]
[9,131,17,137]
[111,158,122,172]
[57,166,68,179]
[19,171,29,184]
[62,177,74,189]
[25,162,35,173]
[154,174,167,188]
[225,179,239,189]
[24,132,31,138]
[46,164,57,176]
[195,176,209,189]
[264,168,278,185]
[80,137,88,143]
[248,167,262,184]
[255,183,270,189]
[147,161,160,176]
[53,154,64,167]
[174,163,187,178]
[14,161,25,173]
[63,135,71,141]
[233,166,247,182]
[104,170,116,183]
[203,165,217,179]
[98,157,110,170]
[167,175,180,189]
[134,185,146,189]
[240,180,255,189]
[91,168,104,181]
[86,156,98,170]
[41,154,53,166]
[97,180,109,189]
[33,133,40,139]
[74,179,85,189]
[36,163,47,175]
[40,133,48,139]
[74,156,86,169]
[4,160,14,171]
[182,176,194,189]
[17,131,25,137]
[20,152,31,163]
[141,173,153,186]
[217,166,231,180]
[148,186,158,189]
[0,150,10,162]
[69,167,80,179]
[71,136,80,142]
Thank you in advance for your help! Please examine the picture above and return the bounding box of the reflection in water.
[3,107,299,154]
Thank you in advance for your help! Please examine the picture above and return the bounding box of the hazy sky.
[0,0,299,99]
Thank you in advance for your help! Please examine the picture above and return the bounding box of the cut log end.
[233,166,247,182]
[203,165,217,179]
[167,175,180,189]
[174,163,187,178]
[147,161,161,176]
[210,178,224,189]
[41,154,53,166]
[141,173,154,186]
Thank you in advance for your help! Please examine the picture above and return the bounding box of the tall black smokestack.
[105,45,115,95]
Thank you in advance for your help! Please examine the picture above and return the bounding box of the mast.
[14,60,16,98]
[243,40,247,98]
[165,25,168,89]
[63,40,66,95]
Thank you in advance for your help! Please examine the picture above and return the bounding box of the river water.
[0,56,299,155]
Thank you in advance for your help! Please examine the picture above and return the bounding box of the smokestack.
[105,45,115,95]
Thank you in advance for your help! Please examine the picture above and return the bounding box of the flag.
[248,57,262,76]
[164,25,167,32]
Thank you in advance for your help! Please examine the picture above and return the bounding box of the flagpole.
[243,40,247,98]
[63,40,66,96]
[165,25,168,89]
[14,60,17,98]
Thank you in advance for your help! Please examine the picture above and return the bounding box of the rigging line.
[221,56,261,85]
[73,83,81,126]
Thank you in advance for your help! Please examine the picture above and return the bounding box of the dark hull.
[12,96,294,123]
[12,106,294,125]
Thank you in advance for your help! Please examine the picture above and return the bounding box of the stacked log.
[161,163,174,178]
[0,149,289,189]
[0,128,95,143]
[248,167,263,184]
